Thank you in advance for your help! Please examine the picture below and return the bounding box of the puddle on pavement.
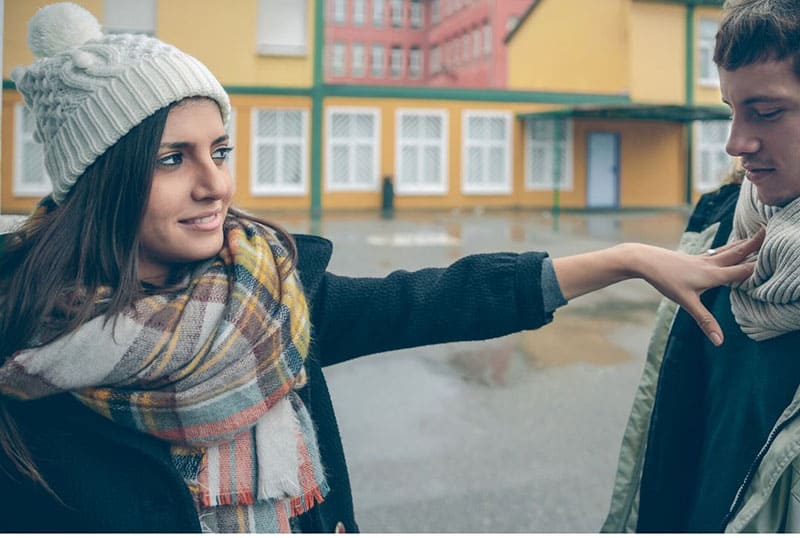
[446,298,660,386]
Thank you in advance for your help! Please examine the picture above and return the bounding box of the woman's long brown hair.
[0,98,297,497]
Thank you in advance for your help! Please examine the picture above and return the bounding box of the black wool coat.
[0,234,552,532]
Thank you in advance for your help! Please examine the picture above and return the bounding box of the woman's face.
[138,99,234,285]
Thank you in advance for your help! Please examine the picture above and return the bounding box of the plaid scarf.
[0,216,328,532]
[729,179,800,341]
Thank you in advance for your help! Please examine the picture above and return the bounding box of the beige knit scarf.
[729,179,800,340]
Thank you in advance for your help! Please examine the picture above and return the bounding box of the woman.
[0,3,762,533]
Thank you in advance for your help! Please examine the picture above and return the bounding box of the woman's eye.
[157,153,182,167]
[212,146,235,162]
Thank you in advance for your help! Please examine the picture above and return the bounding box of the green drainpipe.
[552,119,563,232]
[684,3,695,205]
[310,0,325,222]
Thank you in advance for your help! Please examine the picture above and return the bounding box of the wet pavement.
[0,207,690,532]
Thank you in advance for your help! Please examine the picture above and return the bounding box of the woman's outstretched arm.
[552,228,765,346]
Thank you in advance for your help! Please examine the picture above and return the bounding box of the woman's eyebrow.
[159,134,230,149]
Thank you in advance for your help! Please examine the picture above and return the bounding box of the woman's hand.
[552,228,765,346]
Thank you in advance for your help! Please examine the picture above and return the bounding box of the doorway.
[586,132,620,209]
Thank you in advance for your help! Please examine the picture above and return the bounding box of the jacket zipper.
[721,406,800,529]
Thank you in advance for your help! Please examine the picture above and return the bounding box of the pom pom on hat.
[28,2,102,58]
[14,2,230,204]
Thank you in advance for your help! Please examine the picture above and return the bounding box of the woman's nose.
[193,158,231,200]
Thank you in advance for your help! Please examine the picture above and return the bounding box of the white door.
[586,132,620,208]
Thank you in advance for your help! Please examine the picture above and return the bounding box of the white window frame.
[524,118,574,191]
[352,42,365,77]
[373,0,385,26]
[371,44,385,78]
[13,103,51,197]
[698,18,720,87]
[391,45,404,78]
[461,110,513,195]
[325,107,381,192]
[410,0,423,29]
[395,109,449,195]
[332,0,346,23]
[391,0,404,27]
[227,108,237,182]
[694,120,733,192]
[250,108,309,196]
[430,44,441,74]
[353,0,365,26]
[256,0,308,56]
[104,0,155,34]
[332,41,346,76]
[409,46,422,79]
[472,27,481,59]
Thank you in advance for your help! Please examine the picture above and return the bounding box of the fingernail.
[711,332,722,346]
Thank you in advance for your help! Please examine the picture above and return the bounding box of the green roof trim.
[504,0,542,44]
[225,86,312,96]
[322,84,631,104]
[633,0,723,5]
[517,103,730,122]
[3,78,629,105]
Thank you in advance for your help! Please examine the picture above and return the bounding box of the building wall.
[326,0,427,85]
[506,0,629,95]
[160,0,315,87]
[4,0,103,78]
[693,5,723,105]
[628,2,685,103]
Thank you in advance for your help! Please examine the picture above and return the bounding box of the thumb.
[684,297,724,346]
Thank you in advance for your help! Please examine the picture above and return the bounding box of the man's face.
[720,58,800,206]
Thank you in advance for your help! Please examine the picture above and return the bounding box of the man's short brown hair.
[714,0,800,76]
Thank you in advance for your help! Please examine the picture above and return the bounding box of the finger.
[710,228,766,264]
[683,297,724,346]
[715,261,756,285]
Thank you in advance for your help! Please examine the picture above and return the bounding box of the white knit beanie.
[11,2,231,204]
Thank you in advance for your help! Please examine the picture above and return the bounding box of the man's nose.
[725,118,760,157]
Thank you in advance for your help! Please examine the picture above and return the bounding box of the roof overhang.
[517,103,730,123]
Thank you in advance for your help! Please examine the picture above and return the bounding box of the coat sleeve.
[298,239,553,367]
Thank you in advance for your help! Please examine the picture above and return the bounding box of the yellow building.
[506,0,732,208]
[1,0,730,214]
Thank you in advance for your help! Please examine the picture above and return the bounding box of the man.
[603,0,800,532]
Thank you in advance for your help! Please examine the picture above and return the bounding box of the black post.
[381,175,395,219]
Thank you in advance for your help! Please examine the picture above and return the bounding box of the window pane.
[489,147,504,183]
[332,114,351,138]
[255,145,277,185]
[283,145,302,185]
[282,111,302,137]
[467,147,482,184]
[256,110,277,137]
[332,145,350,184]
[355,114,374,137]
[401,115,420,137]
[423,116,441,138]
[400,146,418,185]
[355,145,373,184]
[488,117,505,140]
[467,116,485,140]
[423,146,440,184]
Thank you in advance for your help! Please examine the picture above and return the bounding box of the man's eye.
[157,153,182,167]
[755,109,782,120]
[212,146,235,162]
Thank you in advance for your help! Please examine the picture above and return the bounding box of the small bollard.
[381,175,394,219]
